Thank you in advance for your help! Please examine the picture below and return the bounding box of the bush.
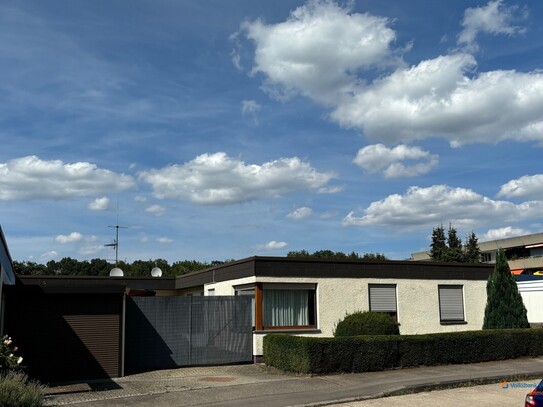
[0,370,44,407]
[334,311,399,337]
[264,328,543,374]
[0,336,23,372]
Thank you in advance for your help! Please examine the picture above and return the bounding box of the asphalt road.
[327,381,537,407]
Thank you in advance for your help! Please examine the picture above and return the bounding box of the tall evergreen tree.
[430,225,447,261]
[445,224,463,262]
[483,249,529,329]
[464,232,481,263]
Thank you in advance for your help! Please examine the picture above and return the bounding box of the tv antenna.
[105,224,128,266]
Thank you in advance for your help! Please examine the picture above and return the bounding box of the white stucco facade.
[205,275,488,356]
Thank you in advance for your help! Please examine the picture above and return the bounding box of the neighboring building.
[0,226,16,334]
[516,275,543,326]
[411,232,543,275]
[175,256,493,359]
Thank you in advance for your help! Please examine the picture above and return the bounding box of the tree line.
[13,258,227,277]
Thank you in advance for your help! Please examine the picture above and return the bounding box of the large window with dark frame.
[368,284,398,321]
[438,285,465,324]
[235,283,317,330]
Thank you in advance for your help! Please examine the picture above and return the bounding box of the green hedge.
[263,329,543,374]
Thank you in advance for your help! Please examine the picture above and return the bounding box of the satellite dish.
[109,267,124,277]
[151,267,162,277]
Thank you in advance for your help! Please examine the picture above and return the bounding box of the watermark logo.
[500,381,538,389]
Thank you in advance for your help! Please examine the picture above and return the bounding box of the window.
[438,285,465,324]
[235,283,317,330]
[369,284,397,321]
[481,253,492,263]
[207,288,215,296]
[235,285,255,327]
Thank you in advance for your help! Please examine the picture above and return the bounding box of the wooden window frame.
[254,283,317,331]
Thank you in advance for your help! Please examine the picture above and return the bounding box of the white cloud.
[241,0,398,104]
[353,144,438,178]
[55,232,83,244]
[241,99,261,114]
[139,152,337,205]
[0,156,136,201]
[332,54,543,147]
[458,0,526,51]
[157,237,173,244]
[258,240,288,250]
[134,195,147,203]
[498,174,543,199]
[88,197,110,211]
[241,99,262,124]
[146,204,166,216]
[287,206,313,220]
[343,185,543,230]
[243,3,543,147]
[482,226,532,241]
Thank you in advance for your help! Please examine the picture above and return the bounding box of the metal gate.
[125,296,253,373]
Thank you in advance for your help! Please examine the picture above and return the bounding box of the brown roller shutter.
[63,314,121,378]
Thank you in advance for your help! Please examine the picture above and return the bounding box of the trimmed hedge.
[263,329,543,374]
[334,311,399,336]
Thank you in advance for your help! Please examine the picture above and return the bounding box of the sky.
[1,0,543,266]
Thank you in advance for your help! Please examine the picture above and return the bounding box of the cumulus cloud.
[146,204,166,216]
[353,144,438,178]
[258,240,288,250]
[343,185,543,229]
[241,0,398,104]
[139,152,337,205]
[498,174,543,199]
[55,232,83,244]
[482,226,532,241]
[0,156,136,201]
[458,0,527,51]
[287,206,313,220]
[332,54,543,146]
[89,197,110,211]
[241,2,543,147]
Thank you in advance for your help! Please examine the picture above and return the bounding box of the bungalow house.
[174,256,493,360]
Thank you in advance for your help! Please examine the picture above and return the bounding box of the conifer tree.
[445,224,463,262]
[430,225,447,261]
[483,249,529,329]
[464,232,481,263]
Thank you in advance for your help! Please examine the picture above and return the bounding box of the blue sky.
[1,0,543,265]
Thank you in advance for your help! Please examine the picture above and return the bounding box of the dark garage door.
[5,285,123,383]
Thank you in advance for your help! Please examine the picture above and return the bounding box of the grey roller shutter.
[439,285,464,321]
[369,284,397,312]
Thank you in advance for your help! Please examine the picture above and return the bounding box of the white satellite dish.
[109,267,124,277]
[151,267,162,277]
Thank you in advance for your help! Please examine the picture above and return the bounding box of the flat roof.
[17,275,176,293]
[175,256,493,289]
